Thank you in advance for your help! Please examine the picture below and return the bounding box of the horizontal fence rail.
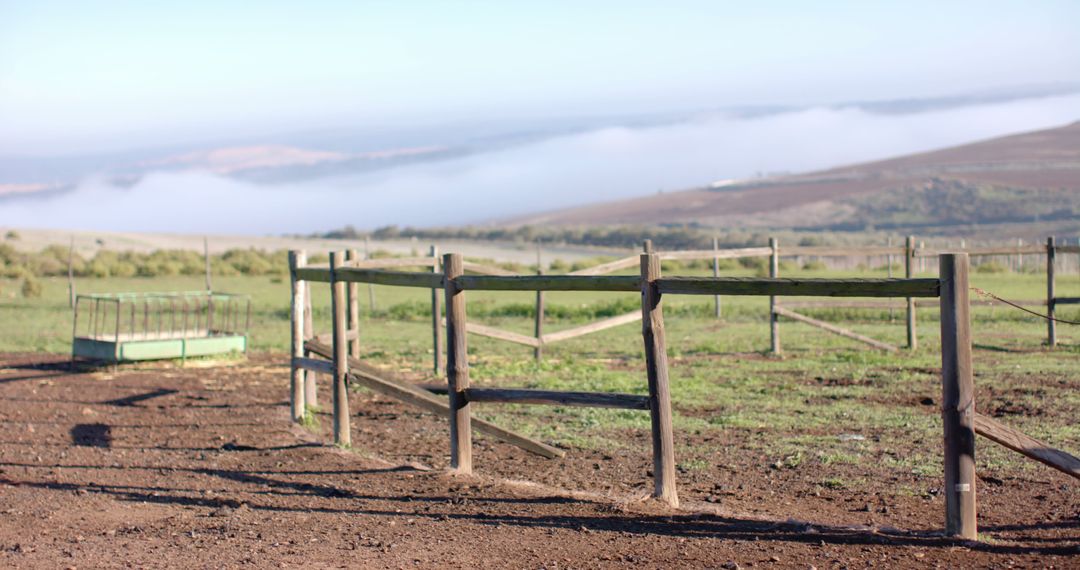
[780,246,906,257]
[455,274,641,292]
[348,256,436,269]
[657,277,941,297]
[658,246,773,261]
[463,388,650,409]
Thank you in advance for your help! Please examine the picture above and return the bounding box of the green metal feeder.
[72,291,250,363]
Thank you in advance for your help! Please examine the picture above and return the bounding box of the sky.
[2,1,1080,156]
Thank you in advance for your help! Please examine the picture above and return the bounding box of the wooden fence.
[770,236,1076,351]
[288,245,1080,540]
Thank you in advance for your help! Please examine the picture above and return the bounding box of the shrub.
[21,276,42,298]
[975,261,1008,274]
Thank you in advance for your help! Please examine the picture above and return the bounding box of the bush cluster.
[0,244,289,279]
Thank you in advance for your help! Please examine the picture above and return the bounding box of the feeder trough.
[72,291,250,363]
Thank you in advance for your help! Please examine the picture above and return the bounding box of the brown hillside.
[512,121,1080,228]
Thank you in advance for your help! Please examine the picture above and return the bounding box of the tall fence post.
[205,237,214,332]
[330,251,351,447]
[288,250,306,422]
[769,237,780,354]
[444,253,472,472]
[534,241,545,362]
[303,281,317,407]
[68,236,76,309]
[346,249,361,358]
[887,236,895,321]
[640,252,679,507]
[713,237,722,318]
[1017,238,1024,272]
[365,236,376,313]
[204,236,212,293]
[1047,236,1056,347]
[906,235,917,351]
[939,253,977,540]
[430,245,443,375]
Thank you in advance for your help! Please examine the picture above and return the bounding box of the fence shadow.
[2,468,1076,556]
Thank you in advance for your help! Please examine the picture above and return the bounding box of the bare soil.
[0,353,1076,569]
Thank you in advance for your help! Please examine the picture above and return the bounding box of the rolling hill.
[510,121,1080,233]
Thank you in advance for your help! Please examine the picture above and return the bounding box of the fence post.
[887,236,895,321]
[534,241,545,362]
[346,249,361,358]
[365,236,376,313]
[640,252,679,507]
[1047,236,1056,347]
[643,239,653,254]
[68,236,76,309]
[1017,238,1024,272]
[444,253,472,472]
[288,250,306,422]
[713,237,722,318]
[906,235,918,351]
[430,245,443,375]
[769,237,780,354]
[939,253,977,540]
[204,236,212,293]
[303,281,317,407]
[330,251,351,447]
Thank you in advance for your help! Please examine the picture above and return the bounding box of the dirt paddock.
[0,353,1076,568]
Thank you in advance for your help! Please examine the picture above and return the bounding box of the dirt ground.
[0,353,1076,569]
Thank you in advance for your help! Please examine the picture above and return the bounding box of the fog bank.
[3,94,1078,234]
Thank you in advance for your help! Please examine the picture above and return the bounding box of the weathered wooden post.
[939,253,976,540]
[643,239,653,254]
[204,236,214,332]
[346,249,361,358]
[1017,238,1025,272]
[713,237,722,318]
[640,252,679,507]
[1047,236,1056,347]
[533,241,545,362]
[330,251,351,447]
[204,236,212,292]
[68,236,76,309]
[288,250,306,422]
[365,236,376,313]
[769,237,780,354]
[887,236,895,321]
[906,235,917,351]
[430,245,443,375]
[303,282,317,407]
[444,253,472,472]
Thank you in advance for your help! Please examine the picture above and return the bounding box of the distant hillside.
[511,121,1080,233]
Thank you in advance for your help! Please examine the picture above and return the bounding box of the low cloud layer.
[3,94,1079,234]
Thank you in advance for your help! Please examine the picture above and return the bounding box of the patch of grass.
[820,477,849,490]
[678,459,710,471]
[300,406,321,430]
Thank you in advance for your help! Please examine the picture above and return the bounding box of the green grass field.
[2,263,1078,484]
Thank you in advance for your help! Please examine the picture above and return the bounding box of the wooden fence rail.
[772,306,899,352]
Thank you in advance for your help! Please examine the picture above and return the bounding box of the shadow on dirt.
[102,388,178,407]
[70,423,112,448]
[1,461,1077,556]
